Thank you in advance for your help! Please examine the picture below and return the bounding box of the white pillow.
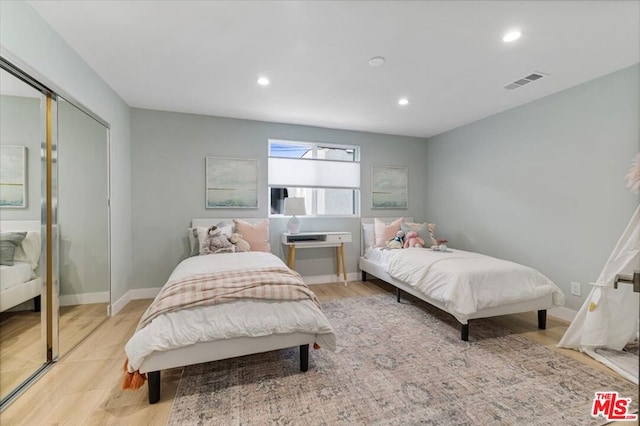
[362,223,375,250]
[13,231,41,270]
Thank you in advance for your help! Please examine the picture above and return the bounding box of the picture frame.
[371,165,408,209]
[205,156,258,208]
[0,145,27,208]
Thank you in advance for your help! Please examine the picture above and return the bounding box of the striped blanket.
[135,266,320,332]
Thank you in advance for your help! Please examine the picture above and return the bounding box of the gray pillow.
[400,222,436,246]
[0,232,27,266]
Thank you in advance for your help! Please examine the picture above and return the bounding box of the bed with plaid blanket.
[124,251,336,385]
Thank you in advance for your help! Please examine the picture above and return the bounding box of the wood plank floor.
[0,280,635,425]
[0,303,108,401]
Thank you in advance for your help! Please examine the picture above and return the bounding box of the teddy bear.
[403,231,424,248]
[229,232,250,252]
[386,230,405,249]
[201,225,235,255]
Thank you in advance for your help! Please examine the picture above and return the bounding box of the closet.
[0,58,110,408]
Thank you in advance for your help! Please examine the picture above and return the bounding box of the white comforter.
[125,252,336,371]
[386,248,564,320]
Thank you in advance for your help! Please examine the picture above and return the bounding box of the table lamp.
[284,197,306,234]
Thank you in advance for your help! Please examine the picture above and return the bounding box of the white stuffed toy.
[229,232,251,252]
[201,225,235,255]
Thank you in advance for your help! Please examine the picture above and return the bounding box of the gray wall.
[425,64,640,311]
[131,108,428,289]
[1,1,133,303]
[0,95,41,219]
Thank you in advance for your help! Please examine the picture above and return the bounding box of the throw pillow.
[0,232,27,266]
[374,217,403,247]
[233,219,270,252]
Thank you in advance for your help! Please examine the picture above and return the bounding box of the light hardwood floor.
[0,280,635,425]
[0,303,108,401]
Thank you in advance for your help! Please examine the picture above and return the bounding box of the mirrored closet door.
[0,59,110,407]
[0,67,46,403]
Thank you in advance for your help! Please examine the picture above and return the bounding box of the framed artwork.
[0,145,27,208]
[205,156,258,208]
[371,165,408,209]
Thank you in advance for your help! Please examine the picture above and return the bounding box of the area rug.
[168,294,638,425]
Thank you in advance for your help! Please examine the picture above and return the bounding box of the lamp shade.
[284,197,306,216]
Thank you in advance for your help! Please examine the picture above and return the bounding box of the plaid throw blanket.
[135,266,320,332]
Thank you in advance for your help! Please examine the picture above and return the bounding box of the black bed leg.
[361,270,367,282]
[538,310,547,330]
[33,295,41,312]
[300,344,309,372]
[461,323,469,341]
[396,288,401,303]
[148,371,160,404]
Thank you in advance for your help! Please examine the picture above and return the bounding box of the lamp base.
[287,215,301,234]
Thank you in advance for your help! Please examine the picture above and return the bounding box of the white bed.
[124,218,336,404]
[358,218,565,341]
[0,220,42,313]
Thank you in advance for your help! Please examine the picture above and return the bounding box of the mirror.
[57,98,109,356]
[0,68,45,401]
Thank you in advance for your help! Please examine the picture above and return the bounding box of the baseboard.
[59,291,110,307]
[548,306,577,323]
[111,287,162,316]
[303,272,360,285]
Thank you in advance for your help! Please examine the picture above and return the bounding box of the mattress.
[0,262,34,291]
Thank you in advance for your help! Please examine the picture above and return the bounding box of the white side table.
[281,231,352,283]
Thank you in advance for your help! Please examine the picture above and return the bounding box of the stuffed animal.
[403,231,424,248]
[229,232,250,252]
[386,230,405,249]
[201,225,235,255]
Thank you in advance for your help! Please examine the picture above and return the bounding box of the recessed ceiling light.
[398,98,409,106]
[257,77,270,86]
[502,30,521,43]
[368,56,385,67]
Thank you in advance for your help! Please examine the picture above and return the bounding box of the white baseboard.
[111,287,162,315]
[59,291,110,307]
[548,306,577,323]
[303,272,360,285]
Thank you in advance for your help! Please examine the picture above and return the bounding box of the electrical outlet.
[571,282,581,296]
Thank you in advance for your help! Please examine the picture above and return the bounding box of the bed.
[0,220,42,313]
[124,218,336,404]
[358,218,565,341]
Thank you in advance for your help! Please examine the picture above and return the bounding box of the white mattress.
[0,262,34,291]
[125,252,336,371]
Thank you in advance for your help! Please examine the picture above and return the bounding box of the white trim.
[548,306,577,323]
[59,291,109,307]
[302,272,359,285]
[111,287,162,315]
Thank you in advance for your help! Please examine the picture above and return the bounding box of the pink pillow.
[374,217,403,247]
[233,219,271,252]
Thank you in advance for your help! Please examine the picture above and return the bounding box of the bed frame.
[138,218,316,404]
[359,218,551,341]
[0,220,42,313]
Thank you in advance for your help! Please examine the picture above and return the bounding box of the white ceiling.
[28,1,640,138]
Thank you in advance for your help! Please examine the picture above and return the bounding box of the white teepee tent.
[558,154,640,383]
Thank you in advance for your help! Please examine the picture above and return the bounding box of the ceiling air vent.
[504,72,547,90]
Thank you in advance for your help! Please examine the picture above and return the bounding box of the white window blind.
[268,157,360,189]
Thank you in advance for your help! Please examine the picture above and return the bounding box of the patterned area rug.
[168,294,638,425]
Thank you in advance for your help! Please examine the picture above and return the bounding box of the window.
[268,139,360,216]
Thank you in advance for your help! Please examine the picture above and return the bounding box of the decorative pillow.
[362,223,375,249]
[401,222,437,247]
[0,232,27,266]
[374,217,403,247]
[234,219,271,252]
[13,231,41,269]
